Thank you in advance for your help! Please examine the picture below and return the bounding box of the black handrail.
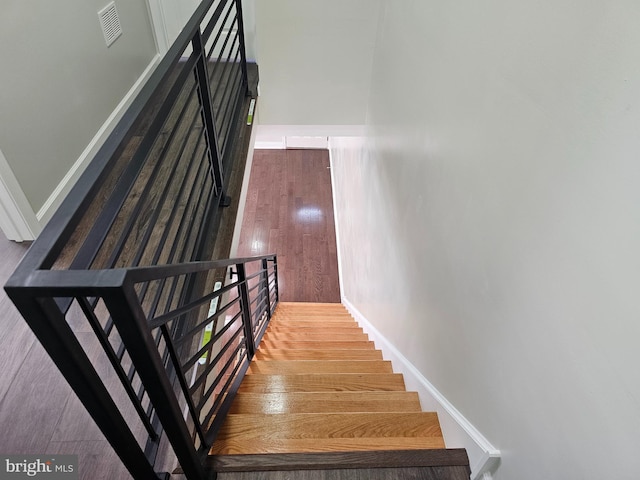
[5,1,264,479]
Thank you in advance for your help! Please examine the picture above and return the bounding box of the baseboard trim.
[255,125,366,150]
[327,142,346,300]
[36,54,162,225]
[0,148,41,241]
[342,297,501,480]
[229,105,259,258]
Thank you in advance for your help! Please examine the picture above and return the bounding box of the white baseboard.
[229,111,259,258]
[341,297,501,480]
[327,143,345,300]
[253,138,286,150]
[254,126,365,149]
[0,148,41,242]
[36,54,162,226]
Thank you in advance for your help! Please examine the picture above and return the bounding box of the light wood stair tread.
[266,325,363,333]
[247,360,393,375]
[213,412,442,441]
[228,391,422,414]
[259,340,375,350]
[255,349,383,360]
[209,302,450,469]
[210,436,446,455]
[262,332,369,342]
[237,373,406,393]
[276,302,347,310]
[271,317,355,324]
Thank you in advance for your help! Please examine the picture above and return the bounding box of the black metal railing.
[7,255,278,480]
[5,1,268,479]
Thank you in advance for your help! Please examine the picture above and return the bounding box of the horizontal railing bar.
[251,284,268,305]
[126,255,276,283]
[213,53,240,126]
[244,268,268,284]
[149,277,240,328]
[76,297,158,439]
[201,0,231,43]
[10,257,275,294]
[136,147,210,319]
[205,0,235,62]
[180,158,217,265]
[212,38,240,126]
[220,84,244,173]
[105,318,115,338]
[197,342,245,416]
[8,269,128,292]
[103,85,201,270]
[251,294,268,318]
[143,137,208,270]
[159,324,207,446]
[181,308,244,371]
[116,342,126,362]
[218,58,242,156]
[142,148,211,321]
[7,1,220,278]
[215,47,241,134]
[190,322,243,395]
[68,54,200,273]
[207,13,238,83]
[202,350,248,444]
[182,318,242,375]
[247,280,264,296]
[220,63,244,158]
[172,295,241,346]
[130,126,205,270]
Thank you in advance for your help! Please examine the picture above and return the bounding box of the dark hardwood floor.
[236,149,341,303]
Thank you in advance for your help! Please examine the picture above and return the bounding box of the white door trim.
[146,0,170,55]
[0,148,41,242]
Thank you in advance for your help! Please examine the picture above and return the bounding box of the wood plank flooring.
[210,302,450,471]
[236,149,341,303]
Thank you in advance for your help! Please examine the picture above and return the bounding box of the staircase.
[209,302,469,475]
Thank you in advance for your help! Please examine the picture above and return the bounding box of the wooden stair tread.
[237,373,406,393]
[259,340,375,350]
[213,412,442,442]
[255,349,383,360]
[277,302,346,307]
[267,325,363,333]
[262,332,369,342]
[208,302,450,468]
[271,317,355,324]
[247,360,393,375]
[210,436,446,455]
[228,391,422,414]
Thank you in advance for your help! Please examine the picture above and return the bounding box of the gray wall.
[332,1,640,479]
[253,0,381,125]
[0,0,157,213]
